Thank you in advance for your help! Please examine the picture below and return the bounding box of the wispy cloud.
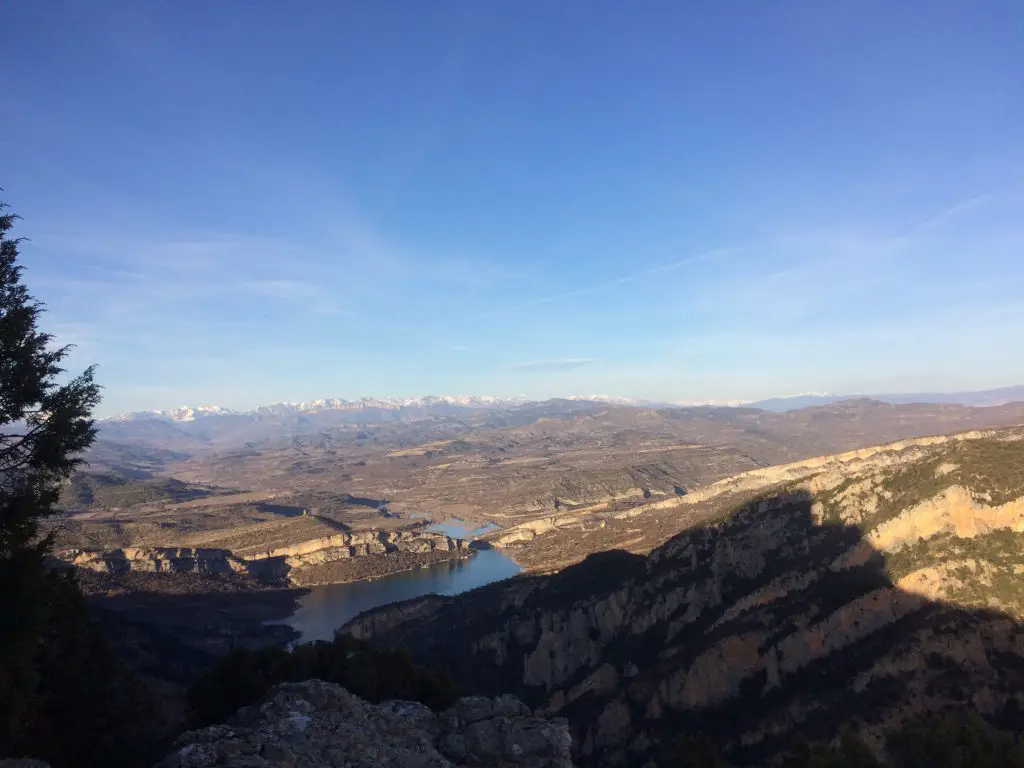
[526,247,738,308]
[513,357,598,371]
[914,192,998,235]
[470,246,741,321]
[31,231,356,314]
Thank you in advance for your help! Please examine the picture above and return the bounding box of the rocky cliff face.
[485,429,1022,574]
[158,679,573,767]
[61,530,468,585]
[343,429,1024,766]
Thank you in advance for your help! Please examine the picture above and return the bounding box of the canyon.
[64,398,1024,586]
[342,427,1024,765]
[47,398,1024,766]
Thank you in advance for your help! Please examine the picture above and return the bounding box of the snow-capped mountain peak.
[565,394,646,405]
[109,405,240,422]
[106,395,533,422]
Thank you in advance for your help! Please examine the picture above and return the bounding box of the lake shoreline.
[287,549,477,587]
[76,521,524,665]
[283,548,523,644]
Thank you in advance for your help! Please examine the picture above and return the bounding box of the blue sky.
[4,1,1024,416]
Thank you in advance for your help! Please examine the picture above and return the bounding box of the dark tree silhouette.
[0,199,105,756]
[188,634,460,729]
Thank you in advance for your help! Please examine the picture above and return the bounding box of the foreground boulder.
[158,679,573,767]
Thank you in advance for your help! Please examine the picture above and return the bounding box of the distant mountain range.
[109,395,532,423]
[746,384,1024,411]
[107,385,1024,424]
[574,386,1024,411]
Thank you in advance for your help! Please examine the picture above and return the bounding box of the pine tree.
[0,200,101,750]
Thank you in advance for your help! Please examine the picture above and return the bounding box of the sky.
[3,1,1024,416]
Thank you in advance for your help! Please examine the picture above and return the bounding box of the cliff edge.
[157,679,574,768]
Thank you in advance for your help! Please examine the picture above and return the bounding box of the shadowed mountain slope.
[342,429,1024,766]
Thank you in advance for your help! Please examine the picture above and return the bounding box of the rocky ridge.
[485,429,1019,572]
[342,428,1024,765]
[158,679,573,768]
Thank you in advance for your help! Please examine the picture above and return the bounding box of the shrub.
[188,633,460,727]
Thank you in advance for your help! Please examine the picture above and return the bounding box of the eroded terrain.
[57,399,1024,591]
[50,399,1024,764]
[343,427,1024,766]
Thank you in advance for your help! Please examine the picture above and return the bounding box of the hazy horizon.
[5,2,1023,416]
[101,383,1024,420]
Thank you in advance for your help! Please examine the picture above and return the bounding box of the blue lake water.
[283,520,520,643]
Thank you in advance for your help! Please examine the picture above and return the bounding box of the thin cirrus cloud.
[469,246,742,322]
[484,191,1009,328]
[513,357,599,372]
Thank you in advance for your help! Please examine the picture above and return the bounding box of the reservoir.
[284,521,521,643]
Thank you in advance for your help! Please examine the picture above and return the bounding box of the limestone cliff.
[61,529,468,585]
[342,429,1024,766]
[485,428,1024,573]
[157,679,573,767]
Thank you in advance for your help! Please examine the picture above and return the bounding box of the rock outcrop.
[59,530,468,585]
[158,680,573,767]
[342,429,1024,766]
[62,546,269,577]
